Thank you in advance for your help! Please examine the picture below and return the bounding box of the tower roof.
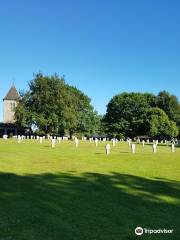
[3,85,19,101]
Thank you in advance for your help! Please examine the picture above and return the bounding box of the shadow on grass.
[0,172,179,240]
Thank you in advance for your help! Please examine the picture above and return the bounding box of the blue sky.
[0,0,180,121]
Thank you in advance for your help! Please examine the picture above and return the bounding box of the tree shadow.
[0,172,179,240]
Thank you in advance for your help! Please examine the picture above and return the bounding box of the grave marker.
[131,144,136,154]
[105,144,111,155]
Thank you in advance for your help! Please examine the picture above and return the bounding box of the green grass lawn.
[0,139,179,240]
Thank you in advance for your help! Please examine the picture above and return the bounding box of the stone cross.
[75,138,79,148]
[171,143,175,153]
[51,139,56,148]
[112,138,116,147]
[105,144,111,155]
[17,135,21,143]
[95,138,98,147]
[131,144,136,154]
[152,143,157,153]
[127,139,132,146]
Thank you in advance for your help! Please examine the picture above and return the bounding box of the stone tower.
[3,85,19,123]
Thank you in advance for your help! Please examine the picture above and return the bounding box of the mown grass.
[0,139,179,240]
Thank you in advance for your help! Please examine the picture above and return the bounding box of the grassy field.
[0,139,179,240]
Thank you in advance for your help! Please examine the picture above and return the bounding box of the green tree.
[146,108,179,138]
[15,91,32,128]
[15,73,99,136]
[156,91,180,137]
[103,92,151,137]
[144,93,157,107]
[157,91,180,124]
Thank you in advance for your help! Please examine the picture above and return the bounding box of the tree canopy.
[146,108,179,138]
[103,92,179,139]
[15,74,180,139]
[157,91,180,127]
[15,73,101,136]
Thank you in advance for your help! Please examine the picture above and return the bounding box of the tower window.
[11,102,16,111]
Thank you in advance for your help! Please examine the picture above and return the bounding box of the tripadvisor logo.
[135,227,143,236]
[135,226,174,236]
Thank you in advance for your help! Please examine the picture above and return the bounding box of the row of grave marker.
[105,142,175,155]
[2,134,178,154]
[2,134,179,143]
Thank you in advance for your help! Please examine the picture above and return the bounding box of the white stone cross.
[17,135,21,143]
[95,138,98,147]
[131,144,136,154]
[105,144,111,155]
[128,139,132,146]
[51,139,56,148]
[75,138,79,148]
[152,143,157,153]
[112,139,116,147]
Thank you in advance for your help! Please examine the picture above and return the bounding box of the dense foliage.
[15,73,101,136]
[15,73,180,139]
[103,92,180,138]
[146,108,179,139]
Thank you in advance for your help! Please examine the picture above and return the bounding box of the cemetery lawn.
[0,139,180,240]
